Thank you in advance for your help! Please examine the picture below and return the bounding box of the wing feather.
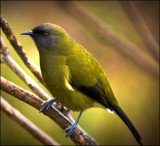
[70,79,110,108]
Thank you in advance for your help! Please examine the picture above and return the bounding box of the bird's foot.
[63,122,77,138]
[40,98,56,112]
[62,111,83,137]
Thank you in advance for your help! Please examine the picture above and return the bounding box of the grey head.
[21,23,67,50]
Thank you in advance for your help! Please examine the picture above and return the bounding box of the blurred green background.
[1,1,159,145]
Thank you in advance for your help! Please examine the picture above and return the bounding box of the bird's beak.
[20,30,33,35]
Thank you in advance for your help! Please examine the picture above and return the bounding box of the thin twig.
[121,1,159,62]
[0,15,45,85]
[0,76,99,146]
[0,15,79,144]
[62,1,159,78]
[0,37,50,101]
[1,97,60,146]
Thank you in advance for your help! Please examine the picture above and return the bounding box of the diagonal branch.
[0,15,45,85]
[62,1,159,78]
[0,19,71,122]
[121,1,159,62]
[0,15,72,124]
[0,76,99,146]
[1,97,60,146]
[0,37,50,101]
[0,15,96,145]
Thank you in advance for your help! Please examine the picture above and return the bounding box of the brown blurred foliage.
[1,1,159,145]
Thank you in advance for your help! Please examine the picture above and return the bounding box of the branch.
[0,15,98,145]
[0,76,99,146]
[0,15,45,85]
[0,14,71,121]
[0,37,50,101]
[1,97,60,146]
[62,1,159,78]
[121,1,159,62]
[0,22,70,122]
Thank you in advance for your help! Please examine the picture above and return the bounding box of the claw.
[40,98,56,113]
[63,123,77,137]
[62,111,83,137]
[39,105,46,113]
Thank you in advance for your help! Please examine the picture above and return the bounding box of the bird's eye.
[43,33,48,37]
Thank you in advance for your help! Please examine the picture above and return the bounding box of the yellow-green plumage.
[21,23,142,145]
[39,30,117,110]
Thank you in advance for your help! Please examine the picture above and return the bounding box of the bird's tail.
[111,105,143,146]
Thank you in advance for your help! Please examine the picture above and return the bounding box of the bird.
[21,23,142,145]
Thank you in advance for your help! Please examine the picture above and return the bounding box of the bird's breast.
[40,54,69,93]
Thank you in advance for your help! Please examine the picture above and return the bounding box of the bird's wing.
[66,46,142,144]
[70,79,110,108]
[66,47,115,108]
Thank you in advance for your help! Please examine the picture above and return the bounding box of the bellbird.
[21,23,142,145]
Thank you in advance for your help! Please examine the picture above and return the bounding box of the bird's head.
[21,23,69,50]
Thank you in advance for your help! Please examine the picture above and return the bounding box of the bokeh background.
[1,1,159,145]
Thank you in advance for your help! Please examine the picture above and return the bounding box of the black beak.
[20,30,33,35]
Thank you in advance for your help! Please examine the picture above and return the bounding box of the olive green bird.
[21,23,142,145]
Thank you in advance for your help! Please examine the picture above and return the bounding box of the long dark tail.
[112,105,143,146]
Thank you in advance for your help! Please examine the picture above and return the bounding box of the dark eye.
[43,33,48,37]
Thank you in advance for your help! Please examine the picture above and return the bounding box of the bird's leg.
[63,111,83,138]
[40,98,56,112]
